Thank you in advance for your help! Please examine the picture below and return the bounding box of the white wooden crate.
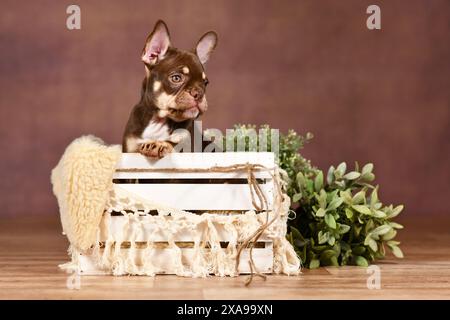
[78,152,276,275]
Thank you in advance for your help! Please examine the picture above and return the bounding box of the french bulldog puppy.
[122,20,218,158]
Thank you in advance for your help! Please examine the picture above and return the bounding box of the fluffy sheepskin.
[51,135,121,252]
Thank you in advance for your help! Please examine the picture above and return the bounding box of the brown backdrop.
[0,0,449,217]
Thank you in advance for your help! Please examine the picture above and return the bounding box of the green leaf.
[326,189,338,203]
[365,219,374,234]
[354,161,360,172]
[364,233,379,251]
[296,172,306,189]
[389,245,404,258]
[332,243,341,256]
[361,172,375,182]
[329,256,339,267]
[306,180,314,193]
[341,242,351,252]
[343,171,361,180]
[338,224,351,234]
[353,225,362,237]
[352,246,366,255]
[352,191,366,205]
[328,235,336,246]
[327,197,343,211]
[335,180,345,188]
[301,245,307,262]
[366,238,378,252]
[290,226,303,240]
[292,193,302,203]
[345,208,354,219]
[372,210,387,218]
[355,256,369,267]
[294,239,305,247]
[336,162,347,176]
[371,225,392,237]
[325,213,336,229]
[287,232,294,245]
[387,205,404,219]
[318,231,329,244]
[352,205,372,216]
[327,166,335,185]
[362,163,374,175]
[388,222,404,229]
[318,190,327,209]
[309,259,320,269]
[312,244,328,251]
[379,242,386,256]
[370,187,379,207]
[373,202,382,210]
[320,250,336,261]
[316,207,326,217]
[364,234,372,246]
[381,229,397,241]
[340,190,351,200]
[314,171,324,192]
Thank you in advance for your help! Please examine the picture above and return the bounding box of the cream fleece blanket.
[51,135,121,252]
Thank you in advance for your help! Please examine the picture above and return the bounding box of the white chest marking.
[141,119,171,141]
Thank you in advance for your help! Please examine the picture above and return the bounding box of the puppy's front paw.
[139,141,173,158]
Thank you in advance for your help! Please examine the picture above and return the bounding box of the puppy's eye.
[204,79,209,86]
[169,73,184,84]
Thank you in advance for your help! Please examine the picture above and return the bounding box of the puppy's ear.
[195,31,218,64]
[142,20,171,65]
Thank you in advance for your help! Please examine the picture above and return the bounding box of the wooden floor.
[0,215,449,300]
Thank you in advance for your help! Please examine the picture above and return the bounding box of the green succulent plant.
[227,124,404,268]
[288,162,404,268]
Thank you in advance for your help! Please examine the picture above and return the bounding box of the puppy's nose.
[189,87,204,101]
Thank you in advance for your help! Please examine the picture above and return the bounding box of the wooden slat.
[113,183,274,211]
[114,152,275,179]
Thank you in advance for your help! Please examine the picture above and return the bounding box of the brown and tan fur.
[122,20,217,158]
